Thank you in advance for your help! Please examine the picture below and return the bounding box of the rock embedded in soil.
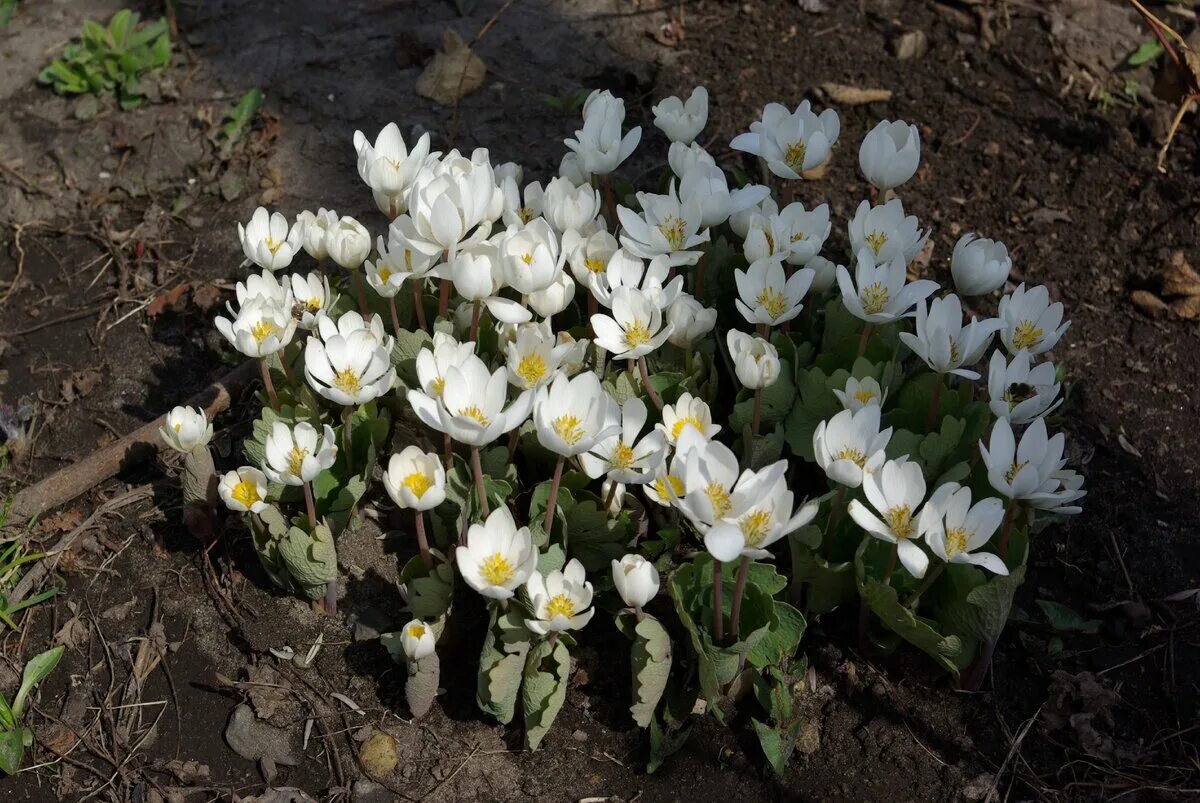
[224,703,303,767]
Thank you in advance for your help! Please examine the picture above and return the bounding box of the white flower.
[383,445,447,511]
[505,323,572,390]
[920,483,1008,575]
[808,256,839,294]
[666,293,717,348]
[998,283,1070,356]
[668,141,717,178]
[612,554,660,609]
[675,437,758,533]
[735,256,814,327]
[541,176,602,234]
[653,86,708,144]
[581,397,666,484]
[494,161,523,188]
[556,331,589,376]
[678,164,749,229]
[376,225,443,288]
[455,506,538,600]
[525,558,595,634]
[160,406,212,452]
[304,327,396,406]
[559,151,590,185]
[238,207,301,271]
[593,250,682,310]
[353,124,434,215]
[590,287,673,360]
[813,406,892,488]
[1027,469,1086,516]
[295,208,339,262]
[528,270,576,318]
[500,177,545,228]
[987,350,1061,425]
[400,156,498,260]
[656,392,720,446]
[727,330,781,390]
[564,89,641,176]
[951,233,1011,296]
[730,100,840,180]
[859,120,921,192]
[316,310,394,353]
[533,372,619,457]
[832,376,886,413]
[564,229,619,295]
[705,469,820,561]
[228,269,290,317]
[899,294,1001,379]
[263,422,337,486]
[729,191,776,240]
[448,243,533,325]
[743,202,831,267]
[407,352,533,447]
[848,458,931,578]
[288,272,333,329]
[218,466,268,514]
[980,417,1072,502]
[837,248,938,324]
[645,440,691,507]
[215,295,297,358]
[399,619,436,661]
[617,183,710,267]
[326,216,372,270]
[499,218,563,295]
[415,332,476,398]
[848,199,929,266]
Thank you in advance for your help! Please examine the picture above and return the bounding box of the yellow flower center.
[518,207,535,224]
[1004,383,1036,411]
[741,510,773,547]
[671,416,703,441]
[333,369,362,395]
[585,257,606,274]
[521,252,534,266]
[653,474,685,500]
[658,215,687,250]
[949,341,961,365]
[406,623,427,639]
[403,470,433,499]
[610,441,637,471]
[250,320,278,345]
[789,230,806,243]
[458,405,490,426]
[865,230,889,254]
[480,552,514,586]
[264,236,282,255]
[853,388,878,406]
[884,505,914,540]
[516,352,547,388]
[861,282,891,315]
[378,266,393,283]
[545,593,575,620]
[553,414,585,446]
[783,140,807,173]
[945,527,969,558]
[431,376,446,397]
[623,320,652,349]
[173,422,182,432]
[756,286,789,321]
[1011,320,1045,351]
[763,228,776,254]
[287,447,308,478]
[231,479,260,509]
[705,482,732,519]
[1005,461,1028,484]
[833,446,867,468]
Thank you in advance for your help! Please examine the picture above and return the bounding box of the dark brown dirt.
[1,0,1198,801]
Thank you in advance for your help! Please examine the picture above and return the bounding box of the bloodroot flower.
[524,559,595,635]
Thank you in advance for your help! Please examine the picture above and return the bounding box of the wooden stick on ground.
[7,359,258,527]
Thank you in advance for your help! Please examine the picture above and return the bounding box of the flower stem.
[388,295,402,337]
[638,356,664,412]
[303,481,318,530]
[443,432,454,469]
[925,374,944,433]
[603,479,620,515]
[259,358,280,411]
[694,252,707,301]
[730,556,750,641]
[684,348,693,377]
[470,446,490,519]
[902,562,945,608]
[997,499,1018,560]
[856,322,875,359]
[415,510,433,571]
[438,278,451,319]
[822,485,847,551]
[712,560,725,644]
[470,300,481,342]
[324,579,338,616]
[351,269,370,316]
[752,389,763,436]
[411,281,428,332]
[543,455,565,537]
[341,405,353,473]
[882,542,898,586]
[505,427,520,461]
[279,352,298,388]
[588,292,598,319]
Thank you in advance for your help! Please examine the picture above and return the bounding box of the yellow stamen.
[431,376,446,397]
[287,447,308,478]
[480,552,514,586]
[1011,320,1045,351]
[516,352,547,389]
[658,215,687,250]
[1005,461,1028,484]
[333,369,362,396]
[853,389,878,406]
[231,479,260,509]
[756,286,789,321]
[378,266,393,283]
[789,230,806,243]
[264,236,282,255]
[741,510,773,547]
[671,416,703,441]
[553,414,585,446]
[783,140,807,174]
[173,422,182,432]
[834,446,867,468]
[623,320,652,349]
[545,593,575,620]
[250,320,278,346]
[865,230,889,254]
[521,252,534,266]
[944,527,969,558]
[458,405,490,426]
[705,482,732,519]
[861,282,890,315]
[407,623,426,639]
[610,441,637,471]
[518,207,535,224]
[653,474,685,500]
[403,470,433,499]
[884,505,914,540]
[584,257,606,274]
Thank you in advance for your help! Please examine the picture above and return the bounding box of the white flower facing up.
[998,283,1070,356]
[525,558,595,635]
[612,554,660,610]
[160,406,212,453]
[617,183,710,267]
[951,233,1011,297]
[304,326,396,406]
[564,89,641,176]
[215,295,297,358]
[238,207,302,271]
[407,352,533,447]
[383,445,447,511]
[705,470,820,562]
[813,406,892,488]
[505,323,573,390]
[375,227,442,286]
[859,120,921,192]
[541,176,602,234]
[456,506,537,600]
[592,250,682,311]
[980,417,1074,502]
[227,269,289,318]
[987,350,1062,424]
[832,375,887,413]
[653,86,709,144]
[564,229,618,295]
[533,372,619,458]
[448,243,533,325]
[218,466,268,514]
[590,287,674,360]
[325,216,372,270]
[920,483,1008,575]
[848,458,931,579]
[316,310,393,353]
[263,422,338,486]
[679,164,757,230]
[744,202,832,267]
[287,272,332,329]
[656,392,721,447]
[666,293,717,348]
[729,192,777,241]
[353,124,433,216]
[581,397,667,484]
[500,176,544,227]
[499,218,564,296]
[837,249,939,324]
[735,256,815,327]
[397,157,498,260]
[899,294,1002,379]
[415,332,475,399]
[676,437,765,533]
[727,330,781,390]
[399,619,436,661]
[848,199,929,267]
[296,208,338,262]
[731,100,840,180]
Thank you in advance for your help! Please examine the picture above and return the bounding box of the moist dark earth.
[1,0,1199,800]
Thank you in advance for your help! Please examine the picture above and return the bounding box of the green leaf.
[1036,599,1099,634]
[277,523,338,599]
[753,717,800,775]
[940,564,1027,645]
[789,543,856,614]
[647,712,692,774]
[746,601,806,669]
[220,88,263,151]
[398,554,455,620]
[536,543,567,575]
[390,328,433,388]
[616,613,672,728]
[1127,39,1165,66]
[602,370,640,406]
[563,497,629,572]
[12,646,64,721]
[0,728,24,775]
[860,579,962,677]
[522,638,570,750]
[405,653,440,718]
[477,605,530,724]
[741,424,784,470]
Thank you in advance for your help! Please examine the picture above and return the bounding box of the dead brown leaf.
[61,369,102,403]
[416,30,486,106]
[653,20,685,47]
[1130,289,1168,318]
[192,283,224,312]
[39,509,85,534]
[146,283,191,318]
[1160,250,1200,297]
[817,83,892,106]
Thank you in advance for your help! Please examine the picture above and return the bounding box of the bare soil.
[1,1,1198,801]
